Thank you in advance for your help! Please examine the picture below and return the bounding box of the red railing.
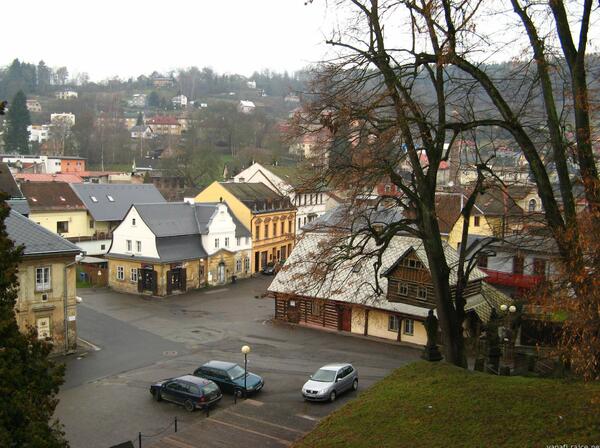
[480,268,543,289]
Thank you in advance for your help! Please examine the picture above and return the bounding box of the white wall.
[76,239,111,256]
[108,207,158,258]
[202,203,252,255]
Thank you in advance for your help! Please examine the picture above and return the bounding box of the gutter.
[63,255,81,354]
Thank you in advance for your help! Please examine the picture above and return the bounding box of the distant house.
[106,201,252,296]
[70,183,166,255]
[284,94,300,103]
[14,173,83,184]
[26,99,42,113]
[151,74,174,88]
[247,80,257,89]
[128,93,147,108]
[238,100,256,114]
[55,90,78,100]
[268,212,510,346]
[77,170,132,184]
[0,154,85,174]
[6,209,81,354]
[28,125,50,143]
[50,113,76,128]
[172,94,188,108]
[130,125,154,140]
[146,116,182,136]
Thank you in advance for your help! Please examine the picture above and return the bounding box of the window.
[116,266,124,281]
[398,282,409,296]
[215,238,220,249]
[255,225,260,240]
[303,217,307,225]
[311,301,322,316]
[130,268,138,283]
[236,237,241,246]
[225,237,229,247]
[245,237,249,245]
[264,225,269,239]
[35,267,51,291]
[57,221,69,234]
[107,195,115,202]
[244,257,250,272]
[236,259,242,272]
[528,199,537,212]
[273,223,277,237]
[136,241,142,252]
[474,216,481,227]
[132,218,136,226]
[281,221,285,234]
[298,217,301,229]
[403,319,414,336]
[388,315,400,332]
[417,287,427,300]
[384,184,391,193]
[288,221,292,233]
[477,255,488,268]
[126,240,132,252]
[100,244,106,250]
[89,219,94,229]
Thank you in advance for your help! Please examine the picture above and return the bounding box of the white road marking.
[296,414,320,422]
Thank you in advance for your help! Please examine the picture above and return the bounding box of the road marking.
[244,398,264,407]
[204,288,228,295]
[160,435,198,448]
[296,414,320,422]
[208,418,292,446]
[77,337,101,351]
[222,410,304,434]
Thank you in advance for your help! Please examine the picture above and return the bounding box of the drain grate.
[162,350,178,357]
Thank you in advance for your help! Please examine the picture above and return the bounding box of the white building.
[232,162,337,234]
[237,100,256,114]
[50,113,76,128]
[55,90,78,100]
[28,125,51,143]
[26,99,42,113]
[128,94,147,108]
[247,80,257,89]
[172,95,188,108]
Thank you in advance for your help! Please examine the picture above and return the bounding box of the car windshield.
[311,369,337,382]
[227,365,246,380]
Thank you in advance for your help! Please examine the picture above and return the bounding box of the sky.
[1,0,334,81]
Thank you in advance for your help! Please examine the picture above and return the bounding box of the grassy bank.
[296,362,600,448]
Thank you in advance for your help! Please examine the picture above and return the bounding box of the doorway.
[217,262,226,284]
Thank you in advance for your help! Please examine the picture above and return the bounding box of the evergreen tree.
[136,111,144,126]
[147,91,160,108]
[37,60,52,94]
[4,91,31,154]
[0,194,68,447]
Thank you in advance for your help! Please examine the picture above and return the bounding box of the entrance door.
[340,307,352,332]
[167,268,183,294]
[261,251,268,270]
[138,269,156,293]
[217,263,226,284]
[254,252,260,273]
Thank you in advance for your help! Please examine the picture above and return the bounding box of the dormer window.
[59,196,66,202]
[31,197,38,202]
[90,196,98,203]
[107,195,114,202]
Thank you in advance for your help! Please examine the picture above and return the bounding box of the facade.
[28,124,51,143]
[106,202,252,296]
[70,183,166,255]
[131,125,154,139]
[20,181,91,240]
[128,93,147,108]
[146,116,182,135]
[26,99,42,112]
[58,156,86,173]
[195,182,296,272]
[232,163,330,233]
[51,113,76,128]
[238,100,256,114]
[6,209,81,354]
[55,90,78,100]
[269,229,510,346]
[172,95,188,108]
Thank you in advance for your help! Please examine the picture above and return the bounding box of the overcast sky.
[1,0,333,81]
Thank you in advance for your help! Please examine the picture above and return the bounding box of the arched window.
[528,199,536,212]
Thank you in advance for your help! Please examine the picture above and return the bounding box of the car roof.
[176,374,212,385]
[319,363,352,371]
[202,360,238,370]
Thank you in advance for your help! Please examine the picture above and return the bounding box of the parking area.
[54,277,421,447]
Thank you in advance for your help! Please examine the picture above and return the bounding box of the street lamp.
[241,345,251,397]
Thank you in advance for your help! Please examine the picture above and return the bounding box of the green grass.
[296,362,600,448]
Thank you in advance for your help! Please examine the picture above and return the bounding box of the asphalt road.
[54,277,421,448]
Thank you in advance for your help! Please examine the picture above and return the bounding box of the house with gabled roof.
[6,208,82,354]
[268,228,510,346]
[106,201,252,296]
[195,181,296,273]
[70,183,166,255]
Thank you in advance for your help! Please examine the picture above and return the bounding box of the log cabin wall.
[274,294,339,330]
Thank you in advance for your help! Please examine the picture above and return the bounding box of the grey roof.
[156,235,207,262]
[71,183,166,221]
[7,198,30,216]
[305,205,406,233]
[0,162,22,198]
[5,209,81,257]
[134,202,251,238]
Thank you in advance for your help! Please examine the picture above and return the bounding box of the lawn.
[296,362,600,448]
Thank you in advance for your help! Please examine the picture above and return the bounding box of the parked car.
[193,360,264,398]
[261,262,277,275]
[302,363,358,402]
[150,374,222,412]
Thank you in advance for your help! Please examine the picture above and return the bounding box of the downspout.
[64,256,80,354]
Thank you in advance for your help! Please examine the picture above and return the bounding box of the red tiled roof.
[147,116,180,125]
[15,173,83,183]
[20,181,86,210]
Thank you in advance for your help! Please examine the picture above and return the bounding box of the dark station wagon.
[150,374,222,412]
[194,360,264,398]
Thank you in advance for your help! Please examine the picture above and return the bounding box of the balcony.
[480,268,543,289]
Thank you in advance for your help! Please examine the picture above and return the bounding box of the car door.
[334,368,345,393]
[215,369,233,393]
[162,380,183,404]
[342,367,354,391]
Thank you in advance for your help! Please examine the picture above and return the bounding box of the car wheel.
[154,391,162,402]
[329,390,336,402]
[184,399,195,412]
[234,388,244,399]
[352,379,358,391]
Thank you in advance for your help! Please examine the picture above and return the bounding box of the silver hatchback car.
[302,363,358,402]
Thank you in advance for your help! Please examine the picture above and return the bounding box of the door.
[340,307,352,332]
[254,252,260,273]
[261,251,268,270]
[513,255,524,275]
[140,269,155,292]
[217,263,226,284]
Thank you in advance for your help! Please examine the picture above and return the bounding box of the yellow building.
[20,181,92,239]
[6,209,81,354]
[195,182,296,273]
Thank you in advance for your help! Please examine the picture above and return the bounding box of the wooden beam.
[364,309,369,336]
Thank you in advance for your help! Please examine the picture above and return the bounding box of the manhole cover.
[162,350,178,357]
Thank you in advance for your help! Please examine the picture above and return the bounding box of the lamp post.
[499,304,517,367]
[241,345,251,398]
